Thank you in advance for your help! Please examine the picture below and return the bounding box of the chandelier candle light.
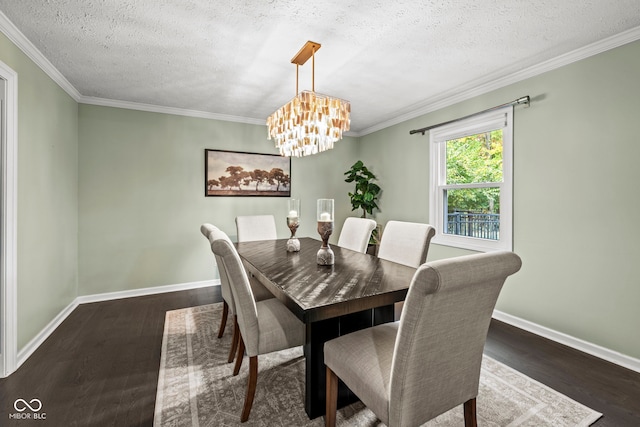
[267,41,351,157]
[286,199,301,252]
[316,199,335,265]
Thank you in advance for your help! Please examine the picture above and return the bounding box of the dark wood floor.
[1,286,638,426]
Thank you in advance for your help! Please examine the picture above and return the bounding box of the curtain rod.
[409,96,530,135]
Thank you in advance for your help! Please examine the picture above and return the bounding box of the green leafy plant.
[344,160,381,218]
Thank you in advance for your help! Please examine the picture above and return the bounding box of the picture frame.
[204,149,291,197]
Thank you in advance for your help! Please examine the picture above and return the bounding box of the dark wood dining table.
[235,237,416,419]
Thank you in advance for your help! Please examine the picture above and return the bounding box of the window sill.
[431,235,512,253]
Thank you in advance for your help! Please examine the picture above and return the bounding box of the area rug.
[154,303,602,427]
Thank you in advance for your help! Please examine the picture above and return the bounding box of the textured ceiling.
[1,1,640,134]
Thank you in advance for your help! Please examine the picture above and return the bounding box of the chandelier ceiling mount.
[266,41,351,158]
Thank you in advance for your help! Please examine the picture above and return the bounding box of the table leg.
[373,304,394,325]
[305,317,339,419]
[304,305,394,419]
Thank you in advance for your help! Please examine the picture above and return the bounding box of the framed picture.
[205,149,291,197]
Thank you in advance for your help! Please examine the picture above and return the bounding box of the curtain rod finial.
[516,96,530,107]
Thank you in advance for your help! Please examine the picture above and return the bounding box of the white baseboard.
[12,282,639,376]
[75,279,218,304]
[16,299,79,370]
[14,279,220,373]
[493,309,640,374]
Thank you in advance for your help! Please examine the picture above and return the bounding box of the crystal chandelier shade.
[267,90,350,157]
[266,41,350,157]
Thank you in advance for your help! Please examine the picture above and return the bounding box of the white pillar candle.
[288,210,298,218]
[317,198,334,222]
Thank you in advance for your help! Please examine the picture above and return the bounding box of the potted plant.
[344,160,382,250]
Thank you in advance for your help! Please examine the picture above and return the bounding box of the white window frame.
[429,106,513,252]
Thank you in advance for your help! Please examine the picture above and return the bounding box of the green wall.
[77,104,358,295]
[77,35,640,363]
[0,34,79,350]
[360,40,640,359]
[3,24,640,364]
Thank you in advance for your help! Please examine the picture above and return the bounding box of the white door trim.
[0,59,18,378]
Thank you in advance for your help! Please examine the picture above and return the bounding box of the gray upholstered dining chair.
[377,220,436,319]
[324,251,522,427]
[337,217,377,253]
[200,224,273,363]
[209,226,305,423]
[235,215,278,242]
[377,220,436,268]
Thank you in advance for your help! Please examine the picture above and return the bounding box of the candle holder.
[286,199,300,252]
[316,199,335,265]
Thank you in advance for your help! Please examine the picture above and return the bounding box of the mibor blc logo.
[9,398,46,420]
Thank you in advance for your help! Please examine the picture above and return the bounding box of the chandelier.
[267,41,351,157]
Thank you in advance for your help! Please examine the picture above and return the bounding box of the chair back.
[209,227,260,356]
[377,220,435,268]
[201,224,236,315]
[235,215,277,242]
[337,217,377,253]
[388,251,522,426]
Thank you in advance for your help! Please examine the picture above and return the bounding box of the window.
[429,107,513,252]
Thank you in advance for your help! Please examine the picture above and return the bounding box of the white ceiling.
[1,1,640,135]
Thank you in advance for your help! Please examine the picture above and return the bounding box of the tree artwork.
[205,150,291,197]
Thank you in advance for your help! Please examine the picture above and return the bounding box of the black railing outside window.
[447,211,500,240]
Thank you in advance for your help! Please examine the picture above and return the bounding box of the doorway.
[0,60,18,378]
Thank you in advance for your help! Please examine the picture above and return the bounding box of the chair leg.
[325,366,338,427]
[240,356,258,422]
[228,315,239,363]
[463,398,477,427]
[217,301,229,338]
[233,336,245,376]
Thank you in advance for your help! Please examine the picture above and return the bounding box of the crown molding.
[2,8,639,134]
[354,25,640,137]
[0,11,82,101]
[79,95,266,125]
[0,11,264,125]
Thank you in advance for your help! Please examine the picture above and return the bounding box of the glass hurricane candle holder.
[316,199,334,265]
[286,199,301,252]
